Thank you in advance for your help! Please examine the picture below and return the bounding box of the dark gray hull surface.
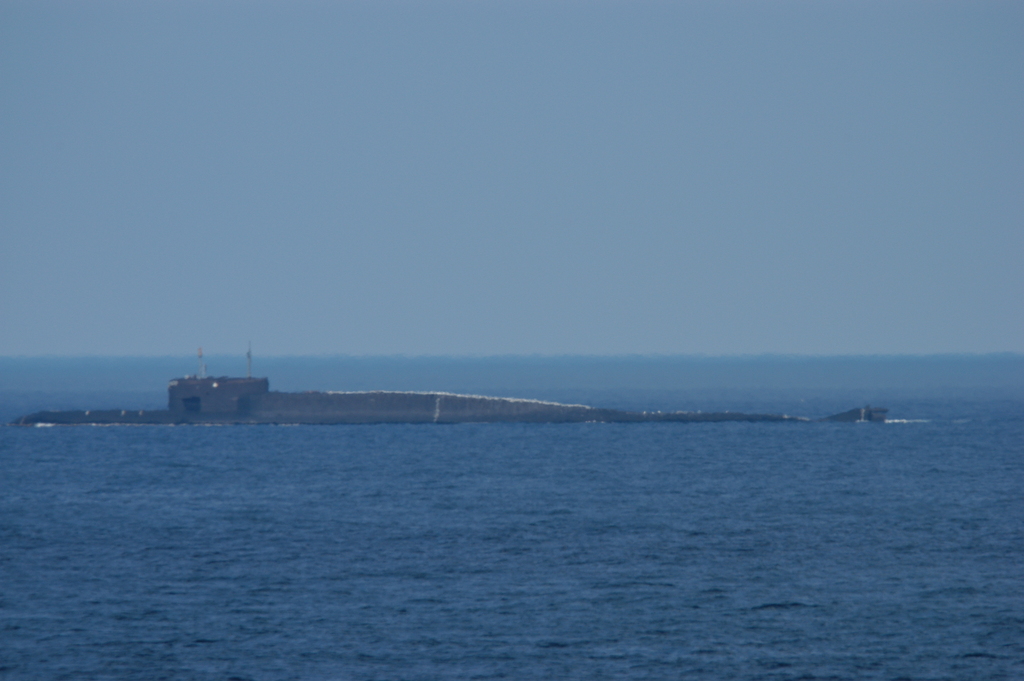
[13,390,811,425]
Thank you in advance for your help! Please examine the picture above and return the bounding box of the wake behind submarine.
[11,364,888,426]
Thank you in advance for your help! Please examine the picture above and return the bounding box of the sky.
[1,1,1021,357]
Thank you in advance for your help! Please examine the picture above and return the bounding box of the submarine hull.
[13,388,808,425]
[10,376,884,425]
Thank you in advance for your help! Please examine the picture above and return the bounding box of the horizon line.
[1,352,1022,361]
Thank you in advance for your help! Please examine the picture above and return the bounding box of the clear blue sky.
[2,1,1021,356]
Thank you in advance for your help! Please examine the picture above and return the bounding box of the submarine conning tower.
[168,377,269,414]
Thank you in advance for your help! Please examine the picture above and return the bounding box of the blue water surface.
[1,399,1022,680]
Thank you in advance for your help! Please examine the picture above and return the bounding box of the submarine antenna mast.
[246,342,252,379]
[198,347,207,379]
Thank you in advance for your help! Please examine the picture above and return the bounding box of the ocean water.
[2,391,1022,680]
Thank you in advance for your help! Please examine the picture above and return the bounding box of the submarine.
[10,367,887,426]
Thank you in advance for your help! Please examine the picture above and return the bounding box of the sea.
[1,355,1022,680]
